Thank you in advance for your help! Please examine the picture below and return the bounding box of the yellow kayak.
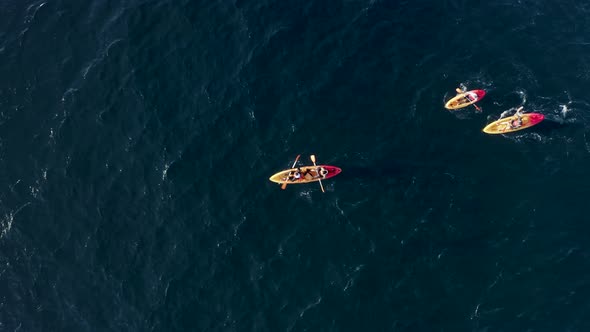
[482,113,544,134]
[269,165,342,184]
[445,89,486,110]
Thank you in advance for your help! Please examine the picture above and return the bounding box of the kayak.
[269,165,342,184]
[482,113,544,134]
[445,89,486,110]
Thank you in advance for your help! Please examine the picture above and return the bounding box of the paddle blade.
[310,155,316,163]
[281,182,288,190]
[455,88,464,93]
[292,154,301,168]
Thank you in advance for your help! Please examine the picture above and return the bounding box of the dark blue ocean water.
[2,0,590,331]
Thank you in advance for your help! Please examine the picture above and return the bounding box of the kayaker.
[464,93,476,103]
[510,119,522,128]
[300,168,314,180]
[511,116,522,129]
[510,107,524,128]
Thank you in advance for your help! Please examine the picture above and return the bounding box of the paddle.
[310,155,325,193]
[281,154,300,190]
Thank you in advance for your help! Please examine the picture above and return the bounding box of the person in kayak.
[290,170,301,181]
[293,167,313,180]
[301,168,314,180]
[510,106,524,129]
[464,92,477,103]
[510,117,522,128]
[510,106,523,129]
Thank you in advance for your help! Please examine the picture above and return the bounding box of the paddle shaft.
[310,155,325,193]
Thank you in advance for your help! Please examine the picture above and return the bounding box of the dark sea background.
[2,0,590,331]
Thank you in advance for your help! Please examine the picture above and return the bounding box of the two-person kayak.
[269,155,341,193]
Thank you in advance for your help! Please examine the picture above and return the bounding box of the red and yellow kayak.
[483,113,544,134]
[445,89,486,110]
[269,165,342,184]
